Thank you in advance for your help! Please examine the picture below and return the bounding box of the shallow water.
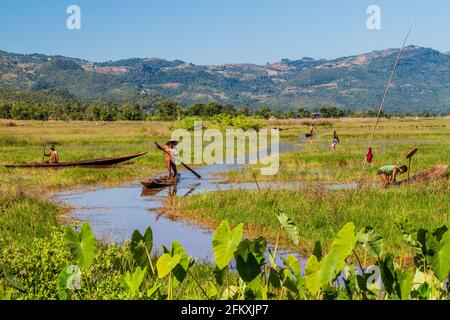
[54,138,354,263]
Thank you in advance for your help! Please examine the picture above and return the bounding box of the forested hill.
[0,46,449,113]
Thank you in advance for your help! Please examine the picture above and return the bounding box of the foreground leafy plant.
[4,211,450,300]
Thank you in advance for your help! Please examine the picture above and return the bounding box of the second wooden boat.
[396,164,449,186]
[141,174,181,188]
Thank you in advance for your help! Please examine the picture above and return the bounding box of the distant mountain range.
[0,46,449,113]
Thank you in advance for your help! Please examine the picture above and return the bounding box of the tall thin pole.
[358,21,415,186]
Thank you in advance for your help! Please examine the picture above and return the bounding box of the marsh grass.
[176,179,450,257]
[0,188,59,244]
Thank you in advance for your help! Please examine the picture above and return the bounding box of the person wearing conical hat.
[44,145,59,164]
[164,141,179,178]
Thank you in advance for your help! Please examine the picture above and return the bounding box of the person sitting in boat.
[377,164,407,187]
[164,140,179,178]
[44,145,59,164]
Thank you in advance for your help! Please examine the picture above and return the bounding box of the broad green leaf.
[358,227,384,259]
[268,267,281,288]
[171,241,190,283]
[429,230,450,281]
[213,266,227,286]
[63,222,97,269]
[318,222,356,287]
[235,252,261,283]
[313,241,322,262]
[146,283,160,299]
[304,255,320,295]
[378,254,396,295]
[275,210,299,245]
[284,254,301,279]
[207,284,218,299]
[235,237,267,283]
[396,268,414,300]
[130,227,153,268]
[156,253,181,278]
[236,237,267,263]
[123,266,147,299]
[212,221,243,269]
[57,266,70,300]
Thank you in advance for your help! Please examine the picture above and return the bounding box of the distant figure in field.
[377,164,408,187]
[333,130,340,143]
[44,145,59,163]
[305,125,315,138]
[331,130,340,150]
[164,140,179,178]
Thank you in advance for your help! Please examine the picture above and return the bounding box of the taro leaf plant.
[50,216,450,300]
[58,222,97,300]
[270,210,299,267]
[212,220,244,299]
[63,222,97,269]
[123,266,147,299]
[396,220,450,299]
[130,227,155,275]
[305,222,357,298]
[157,241,194,300]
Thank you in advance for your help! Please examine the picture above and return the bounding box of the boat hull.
[141,174,181,188]
[3,152,147,168]
[396,164,449,185]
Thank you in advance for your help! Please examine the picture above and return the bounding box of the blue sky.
[0,0,448,65]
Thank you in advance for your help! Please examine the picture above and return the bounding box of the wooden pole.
[358,21,415,186]
[41,145,46,164]
[252,172,260,192]
[408,157,412,181]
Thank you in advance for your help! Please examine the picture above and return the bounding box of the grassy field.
[175,179,449,257]
[224,117,450,183]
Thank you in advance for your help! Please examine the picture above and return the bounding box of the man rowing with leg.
[377,164,408,187]
[164,140,179,178]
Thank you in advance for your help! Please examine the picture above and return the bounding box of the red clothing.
[366,149,373,163]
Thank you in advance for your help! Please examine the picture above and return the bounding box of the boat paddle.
[406,148,418,181]
[41,145,46,164]
[154,142,201,179]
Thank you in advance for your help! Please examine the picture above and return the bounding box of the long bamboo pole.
[358,20,415,186]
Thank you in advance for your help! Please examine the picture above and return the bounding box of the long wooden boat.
[141,174,181,188]
[3,152,147,168]
[396,164,449,186]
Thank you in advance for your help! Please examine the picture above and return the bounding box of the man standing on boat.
[377,164,408,187]
[44,145,59,164]
[164,141,179,178]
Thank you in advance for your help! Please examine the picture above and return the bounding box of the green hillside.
[0,46,449,113]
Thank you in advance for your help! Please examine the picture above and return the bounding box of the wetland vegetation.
[0,117,448,300]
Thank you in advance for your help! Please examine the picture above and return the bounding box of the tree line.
[0,89,446,121]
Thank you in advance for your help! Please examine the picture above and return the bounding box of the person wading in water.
[377,164,408,187]
[164,141,179,178]
[44,145,59,163]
